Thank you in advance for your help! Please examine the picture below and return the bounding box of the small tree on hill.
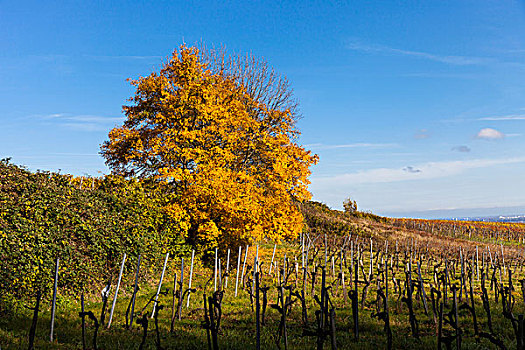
[343,197,358,215]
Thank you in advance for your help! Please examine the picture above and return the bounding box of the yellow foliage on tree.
[101,45,318,251]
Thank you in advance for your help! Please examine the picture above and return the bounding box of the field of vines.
[3,217,525,350]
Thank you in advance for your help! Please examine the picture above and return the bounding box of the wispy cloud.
[347,41,494,66]
[399,72,484,79]
[312,157,525,185]
[478,114,525,121]
[52,152,100,157]
[403,166,421,173]
[306,142,397,150]
[82,54,163,61]
[14,153,100,159]
[441,112,525,124]
[43,113,123,123]
[26,54,163,62]
[39,113,124,131]
[452,145,471,153]
[476,128,505,140]
[414,129,430,139]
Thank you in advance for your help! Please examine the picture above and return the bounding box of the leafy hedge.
[0,159,188,303]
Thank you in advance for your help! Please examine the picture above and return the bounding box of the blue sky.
[2,1,525,218]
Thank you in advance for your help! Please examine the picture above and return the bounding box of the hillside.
[300,200,524,260]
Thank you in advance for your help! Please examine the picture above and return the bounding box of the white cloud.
[476,128,505,139]
[311,157,525,186]
[46,113,66,118]
[347,41,493,66]
[310,157,525,214]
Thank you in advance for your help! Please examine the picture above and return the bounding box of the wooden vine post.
[50,257,59,341]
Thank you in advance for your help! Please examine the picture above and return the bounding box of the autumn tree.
[101,45,318,251]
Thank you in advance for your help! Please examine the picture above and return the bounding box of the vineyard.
[4,6,525,349]
[3,199,525,349]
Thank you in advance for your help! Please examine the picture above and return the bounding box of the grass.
[2,238,525,349]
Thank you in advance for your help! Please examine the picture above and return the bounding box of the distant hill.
[449,214,525,223]
[383,205,525,220]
